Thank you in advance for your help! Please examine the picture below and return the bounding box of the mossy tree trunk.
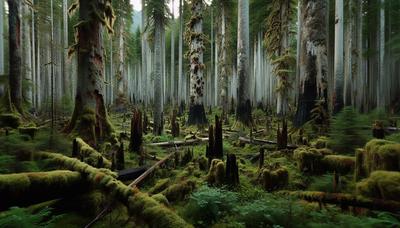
[65,0,114,145]
[294,0,328,127]
[7,0,23,114]
[236,0,252,126]
[187,0,207,126]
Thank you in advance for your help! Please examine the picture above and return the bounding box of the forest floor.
[0,107,400,227]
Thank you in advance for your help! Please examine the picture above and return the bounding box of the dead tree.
[129,109,143,154]
[206,115,224,164]
[72,138,79,158]
[277,118,288,150]
[226,154,239,186]
[143,111,148,134]
[116,142,125,170]
[171,109,180,137]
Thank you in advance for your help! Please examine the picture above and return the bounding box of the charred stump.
[277,118,288,150]
[206,125,215,165]
[72,138,79,158]
[171,109,180,137]
[143,111,148,134]
[226,154,239,186]
[214,115,223,159]
[206,115,224,164]
[116,142,125,170]
[129,109,143,154]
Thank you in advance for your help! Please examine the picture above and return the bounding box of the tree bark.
[65,0,114,145]
[7,0,23,113]
[236,0,252,126]
[294,0,328,127]
[153,20,164,135]
[333,0,344,113]
[187,0,207,126]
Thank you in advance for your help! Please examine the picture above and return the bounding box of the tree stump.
[72,138,79,158]
[143,111,148,134]
[277,118,288,150]
[206,115,224,164]
[259,148,265,169]
[116,142,125,170]
[171,110,180,137]
[372,120,385,139]
[129,109,143,154]
[226,154,239,186]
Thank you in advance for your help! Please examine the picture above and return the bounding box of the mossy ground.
[0,107,399,226]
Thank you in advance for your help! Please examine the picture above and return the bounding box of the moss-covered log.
[261,167,288,191]
[356,171,400,201]
[0,113,21,128]
[321,155,355,174]
[34,152,190,227]
[0,170,87,210]
[279,190,400,213]
[356,139,400,179]
[74,137,112,168]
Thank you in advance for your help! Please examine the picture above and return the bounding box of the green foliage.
[386,133,400,143]
[329,107,366,153]
[183,185,238,226]
[307,174,335,193]
[0,207,62,228]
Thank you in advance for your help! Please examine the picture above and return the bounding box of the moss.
[0,113,21,128]
[152,193,170,206]
[311,136,329,149]
[75,137,112,168]
[356,171,400,201]
[357,139,400,178]
[206,159,225,185]
[18,126,38,139]
[321,155,355,174]
[196,156,208,171]
[161,180,196,202]
[293,147,324,173]
[128,191,191,228]
[261,166,289,191]
[148,178,171,195]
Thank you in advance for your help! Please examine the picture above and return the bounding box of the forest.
[1,0,400,227]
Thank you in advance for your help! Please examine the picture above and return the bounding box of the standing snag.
[129,109,143,154]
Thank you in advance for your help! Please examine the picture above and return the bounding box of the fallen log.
[117,166,148,181]
[147,138,209,147]
[279,190,400,213]
[238,136,298,149]
[73,138,112,168]
[35,152,190,228]
[0,170,87,210]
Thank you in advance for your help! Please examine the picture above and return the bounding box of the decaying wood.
[279,191,400,213]
[238,136,298,149]
[0,171,87,210]
[147,137,209,147]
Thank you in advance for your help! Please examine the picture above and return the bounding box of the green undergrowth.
[181,184,400,228]
[0,206,63,228]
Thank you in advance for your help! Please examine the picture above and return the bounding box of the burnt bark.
[171,109,180,137]
[116,141,125,170]
[129,109,143,154]
[226,154,239,186]
[277,118,288,149]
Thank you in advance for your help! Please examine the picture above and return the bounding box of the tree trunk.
[62,0,70,101]
[153,22,164,135]
[65,0,113,145]
[219,6,229,120]
[294,0,328,127]
[187,0,207,126]
[116,18,126,108]
[7,0,23,114]
[0,1,4,96]
[177,0,183,104]
[170,0,175,107]
[333,0,344,113]
[236,0,252,126]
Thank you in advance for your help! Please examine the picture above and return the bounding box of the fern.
[0,207,62,228]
